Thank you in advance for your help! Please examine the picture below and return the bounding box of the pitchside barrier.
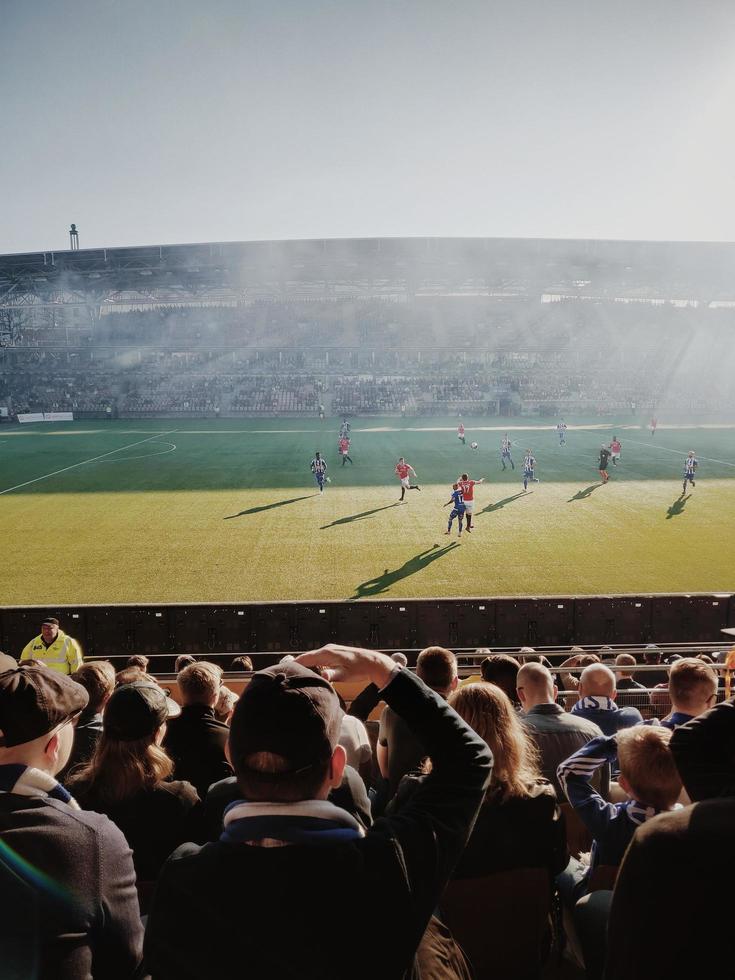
[1,593,733,672]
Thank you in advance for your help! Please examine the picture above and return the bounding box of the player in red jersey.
[457,472,485,532]
[395,457,421,502]
[338,436,353,465]
[457,422,466,445]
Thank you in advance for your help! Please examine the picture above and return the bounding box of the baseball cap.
[721,627,735,638]
[0,664,88,748]
[41,618,59,627]
[229,661,343,778]
[104,682,181,741]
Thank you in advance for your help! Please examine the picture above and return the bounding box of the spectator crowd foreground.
[0,638,734,979]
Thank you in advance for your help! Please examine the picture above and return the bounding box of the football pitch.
[1,417,733,606]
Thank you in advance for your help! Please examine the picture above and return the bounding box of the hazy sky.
[2,0,735,253]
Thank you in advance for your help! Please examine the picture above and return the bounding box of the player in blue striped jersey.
[310,451,328,493]
[443,483,466,537]
[501,433,515,470]
[682,451,698,494]
[522,450,539,492]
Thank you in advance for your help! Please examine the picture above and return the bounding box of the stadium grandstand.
[2,237,735,420]
[3,237,735,980]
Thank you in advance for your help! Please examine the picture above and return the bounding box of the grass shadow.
[321,502,400,529]
[224,494,316,519]
[666,494,691,520]
[479,491,527,515]
[349,542,461,599]
[568,484,603,502]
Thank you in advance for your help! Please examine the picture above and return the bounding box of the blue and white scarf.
[0,764,80,810]
[221,799,364,847]
[572,695,618,714]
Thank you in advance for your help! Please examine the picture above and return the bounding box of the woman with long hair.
[69,681,203,891]
[447,683,567,879]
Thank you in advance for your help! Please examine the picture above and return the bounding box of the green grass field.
[1,417,733,605]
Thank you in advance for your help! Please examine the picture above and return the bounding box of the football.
[470,441,478,450]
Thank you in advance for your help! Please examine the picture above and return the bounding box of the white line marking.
[0,430,178,495]
[624,437,735,469]
[97,442,177,463]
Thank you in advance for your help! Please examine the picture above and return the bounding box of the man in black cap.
[20,616,83,675]
[145,643,492,979]
[0,662,143,980]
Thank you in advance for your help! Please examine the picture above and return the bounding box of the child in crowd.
[556,726,681,904]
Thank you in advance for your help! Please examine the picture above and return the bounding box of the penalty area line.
[0,429,179,496]
[623,437,735,469]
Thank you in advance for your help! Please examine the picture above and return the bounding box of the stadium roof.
[2,236,735,306]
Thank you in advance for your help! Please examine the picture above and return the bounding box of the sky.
[2,0,735,253]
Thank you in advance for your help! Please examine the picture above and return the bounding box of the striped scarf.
[221,798,364,847]
[0,764,80,810]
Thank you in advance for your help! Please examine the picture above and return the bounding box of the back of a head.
[615,653,637,677]
[230,655,253,672]
[175,654,197,673]
[71,661,115,714]
[416,646,457,693]
[481,654,521,703]
[449,683,539,798]
[115,666,146,688]
[229,661,343,803]
[126,655,149,672]
[516,662,555,705]
[579,663,616,698]
[616,725,682,809]
[668,658,718,713]
[644,645,662,665]
[178,661,222,706]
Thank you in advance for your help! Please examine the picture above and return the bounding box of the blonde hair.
[668,658,717,711]
[178,661,222,705]
[449,683,541,801]
[616,726,682,810]
[69,734,173,806]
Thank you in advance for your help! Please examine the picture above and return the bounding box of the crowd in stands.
[4,292,735,419]
[2,619,734,978]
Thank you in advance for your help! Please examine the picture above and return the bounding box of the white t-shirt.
[339,715,372,772]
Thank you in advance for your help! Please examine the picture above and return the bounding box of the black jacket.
[606,799,735,979]
[0,793,143,980]
[73,778,204,882]
[144,668,492,980]
[163,703,233,798]
[58,709,104,784]
[670,694,735,800]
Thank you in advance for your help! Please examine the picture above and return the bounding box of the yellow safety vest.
[20,631,83,675]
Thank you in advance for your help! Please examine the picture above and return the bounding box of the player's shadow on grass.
[666,494,691,520]
[568,484,603,502]
[224,494,316,519]
[349,543,460,599]
[321,502,400,529]
[479,492,527,514]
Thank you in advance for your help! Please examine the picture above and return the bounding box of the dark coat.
[73,778,203,882]
[163,703,232,798]
[144,669,492,980]
[0,793,143,980]
[606,799,735,979]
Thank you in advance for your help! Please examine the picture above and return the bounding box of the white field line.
[0,429,178,496]
[623,437,735,469]
[97,442,177,463]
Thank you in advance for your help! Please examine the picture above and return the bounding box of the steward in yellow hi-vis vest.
[20,618,83,675]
